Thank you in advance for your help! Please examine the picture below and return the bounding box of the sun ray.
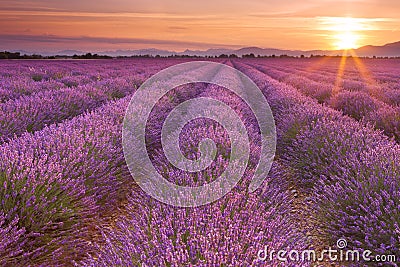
[334,31,359,50]
[333,50,348,95]
[319,17,371,50]
[348,49,378,95]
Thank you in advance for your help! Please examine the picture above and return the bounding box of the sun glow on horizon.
[331,17,362,50]
[334,31,359,50]
[319,17,373,50]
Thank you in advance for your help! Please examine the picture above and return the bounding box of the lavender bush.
[83,163,310,267]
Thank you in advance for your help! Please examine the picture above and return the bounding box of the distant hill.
[104,41,400,57]
[57,50,85,56]
[100,49,177,57]
[7,41,400,58]
[353,41,400,57]
[228,41,400,57]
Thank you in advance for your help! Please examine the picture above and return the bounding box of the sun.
[334,31,358,50]
[319,17,366,50]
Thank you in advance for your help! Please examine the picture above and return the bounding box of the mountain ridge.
[8,41,400,57]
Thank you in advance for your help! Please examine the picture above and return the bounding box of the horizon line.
[1,34,398,55]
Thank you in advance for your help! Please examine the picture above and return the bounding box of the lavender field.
[0,58,399,266]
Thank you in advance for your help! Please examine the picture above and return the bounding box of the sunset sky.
[0,0,399,52]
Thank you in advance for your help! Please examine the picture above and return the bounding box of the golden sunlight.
[334,31,358,50]
[319,17,372,50]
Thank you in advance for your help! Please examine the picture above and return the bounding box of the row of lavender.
[251,58,400,92]
[0,97,130,265]
[233,60,400,266]
[0,59,188,265]
[0,59,184,103]
[1,58,398,266]
[82,61,309,266]
[246,59,400,141]
[0,60,314,266]
[249,59,400,107]
[82,59,400,266]
[87,59,400,266]
[0,60,182,143]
